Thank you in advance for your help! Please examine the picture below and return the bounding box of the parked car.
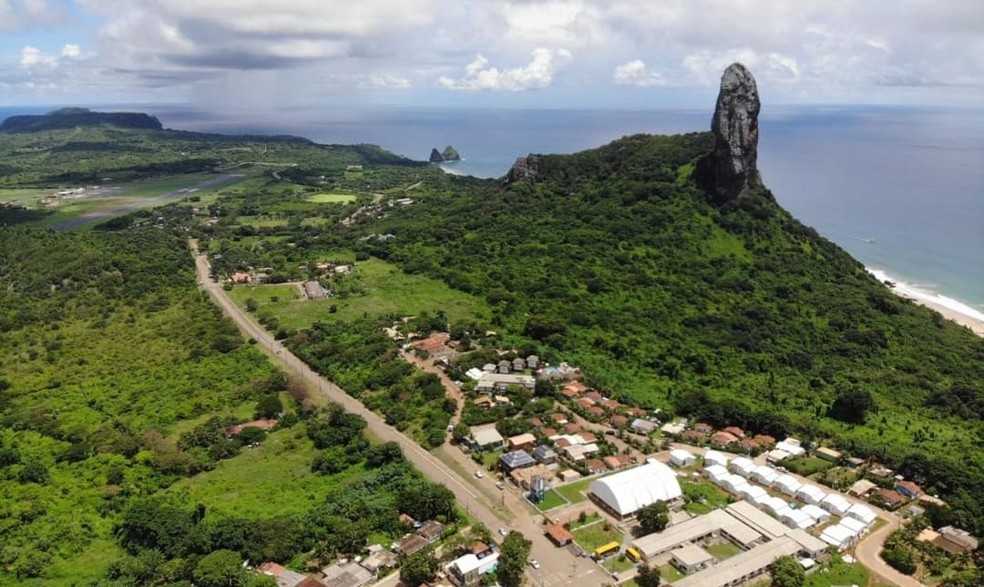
[496,481,504,490]
[529,559,540,569]
[499,528,508,537]
[474,470,484,478]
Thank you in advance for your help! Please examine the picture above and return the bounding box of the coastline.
[869,269,984,337]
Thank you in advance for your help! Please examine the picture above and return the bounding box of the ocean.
[2,104,982,320]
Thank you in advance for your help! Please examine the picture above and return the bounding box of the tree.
[451,422,470,443]
[828,389,876,424]
[882,547,917,575]
[244,298,258,312]
[637,501,669,535]
[193,549,246,587]
[636,564,662,587]
[769,555,805,587]
[366,441,404,468]
[498,531,532,587]
[16,459,49,484]
[400,551,439,586]
[254,393,283,419]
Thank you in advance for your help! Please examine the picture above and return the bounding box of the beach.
[869,269,984,337]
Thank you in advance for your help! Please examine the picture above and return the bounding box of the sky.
[2,0,983,110]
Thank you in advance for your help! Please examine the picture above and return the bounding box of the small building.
[550,413,569,425]
[359,545,398,574]
[507,433,537,451]
[848,479,877,497]
[895,480,922,498]
[320,562,372,587]
[510,464,553,490]
[482,363,496,373]
[661,421,685,436]
[512,357,526,371]
[469,424,504,450]
[446,550,499,587]
[527,355,540,369]
[800,504,830,524]
[671,544,714,574]
[559,469,581,482]
[258,563,310,587]
[820,494,851,517]
[773,474,802,496]
[752,434,776,448]
[839,516,868,537]
[532,445,558,465]
[630,418,657,435]
[497,360,511,374]
[779,508,815,530]
[499,450,535,471]
[682,430,708,443]
[933,526,979,554]
[396,534,429,556]
[723,426,745,439]
[820,524,856,550]
[546,524,573,546]
[846,503,878,526]
[475,373,536,393]
[669,449,696,467]
[765,449,791,463]
[303,281,327,300]
[875,488,906,509]
[730,457,757,478]
[694,422,713,433]
[610,415,629,428]
[576,397,596,409]
[705,464,730,485]
[763,496,791,516]
[795,484,827,506]
[751,465,780,487]
[603,454,632,470]
[412,332,451,355]
[703,450,729,468]
[723,475,751,495]
[740,485,770,506]
[711,431,740,447]
[585,459,607,474]
[774,439,805,457]
[417,520,446,543]
[815,447,842,462]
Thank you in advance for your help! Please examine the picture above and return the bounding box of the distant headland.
[0,107,163,133]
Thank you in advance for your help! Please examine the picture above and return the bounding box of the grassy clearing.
[257,257,489,331]
[306,193,357,204]
[229,283,302,306]
[0,187,48,206]
[706,541,741,560]
[167,422,366,519]
[571,521,622,553]
[783,456,835,477]
[557,478,594,504]
[660,564,685,583]
[803,556,875,587]
[603,554,636,574]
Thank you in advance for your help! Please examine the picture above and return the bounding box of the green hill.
[0,107,163,133]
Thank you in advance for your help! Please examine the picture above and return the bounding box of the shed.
[669,449,696,467]
[739,485,769,504]
[815,447,842,462]
[703,450,730,468]
[895,480,922,498]
[820,494,851,517]
[840,516,868,536]
[773,474,802,496]
[730,457,757,477]
[780,508,815,530]
[774,439,805,457]
[545,524,573,546]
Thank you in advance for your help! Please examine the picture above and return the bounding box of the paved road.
[191,241,604,586]
[53,173,244,230]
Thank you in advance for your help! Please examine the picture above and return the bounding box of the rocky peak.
[504,155,540,184]
[429,148,444,163]
[705,63,761,199]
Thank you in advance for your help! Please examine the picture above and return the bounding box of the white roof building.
[730,456,757,477]
[820,494,852,517]
[704,464,730,484]
[780,508,815,530]
[469,424,504,448]
[775,439,805,457]
[800,504,830,523]
[821,524,856,550]
[766,449,791,463]
[840,516,868,536]
[763,496,791,516]
[669,449,696,467]
[465,368,484,381]
[703,450,730,468]
[846,503,878,526]
[751,465,780,487]
[774,474,802,496]
[723,475,751,495]
[738,485,768,503]
[795,484,827,505]
[589,460,682,517]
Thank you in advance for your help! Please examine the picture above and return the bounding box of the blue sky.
[2,0,983,110]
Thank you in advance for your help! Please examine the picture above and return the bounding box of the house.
[224,419,278,437]
[933,526,979,554]
[562,380,588,396]
[499,450,535,471]
[682,430,707,443]
[603,455,631,470]
[507,433,537,451]
[576,397,596,409]
[320,561,372,587]
[895,480,922,499]
[561,387,580,399]
[512,357,526,371]
[671,544,715,574]
[231,271,252,284]
[694,422,714,433]
[474,373,536,393]
[723,426,746,439]
[661,421,685,436]
[550,413,569,425]
[869,466,894,479]
[412,332,451,355]
[739,438,760,452]
[751,465,780,487]
[703,450,729,468]
[532,445,558,465]
[849,479,877,497]
[546,524,573,546]
[473,396,493,408]
[711,431,740,447]
[774,474,802,496]
[559,469,581,482]
[765,449,791,463]
[527,355,540,369]
[585,391,604,402]
[297,578,328,587]
[497,360,511,374]
[730,457,758,478]
[669,449,696,467]
[610,415,629,428]
[774,439,805,457]
[399,513,417,527]
[541,427,559,440]
[258,562,310,587]
[600,398,621,411]
[587,406,605,418]
[795,484,827,506]
[563,444,598,462]
[752,434,776,448]
[815,447,842,463]
[875,488,906,509]
[585,459,607,474]
[482,363,496,373]
[510,464,552,489]
[417,520,446,543]
[820,494,852,517]
[396,534,429,556]
[469,424,504,450]
[563,422,582,434]
[630,418,657,435]
[579,432,598,443]
[359,545,398,574]
[846,503,878,526]
[446,549,499,587]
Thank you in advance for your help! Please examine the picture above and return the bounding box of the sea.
[2,104,982,321]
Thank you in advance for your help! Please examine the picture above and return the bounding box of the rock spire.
[707,63,761,199]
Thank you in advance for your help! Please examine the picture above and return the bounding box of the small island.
[429,145,461,163]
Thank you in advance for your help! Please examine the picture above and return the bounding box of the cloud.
[613,60,665,87]
[439,47,573,91]
[0,0,65,31]
[20,45,57,68]
[61,44,82,58]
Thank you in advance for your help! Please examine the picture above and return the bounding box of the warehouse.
[588,460,682,518]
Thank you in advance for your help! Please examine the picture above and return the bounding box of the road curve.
[855,515,925,587]
[190,240,604,586]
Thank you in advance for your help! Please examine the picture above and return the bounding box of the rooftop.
[673,536,802,587]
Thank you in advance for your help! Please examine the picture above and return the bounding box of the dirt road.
[191,241,605,586]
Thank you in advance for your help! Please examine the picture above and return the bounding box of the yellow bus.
[626,546,642,562]
[593,541,620,560]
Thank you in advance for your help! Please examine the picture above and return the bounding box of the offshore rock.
[504,155,540,184]
[706,63,761,199]
[429,148,445,163]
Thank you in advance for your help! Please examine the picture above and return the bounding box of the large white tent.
[821,524,855,550]
[795,484,827,505]
[846,504,877,526]
[774,474,802,496]
[704,464,729,485]
[821,494,851,517]
[801,504,830,524]
[752,465,780,487]
[670,449,696,467]
[730,456,757,477]
[589,460,682,517]
[703,450,730,468]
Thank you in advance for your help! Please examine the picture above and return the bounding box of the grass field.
[307,193,357,204]
[229,283,302,307]
[571,520,622,553]
[803,556,884,587]
[534,489,568,511]
[556,478,594,503]
[602,554,636,574]
[248,257,490,331]
[706,541,741,560]
[167,422,367,519]
[660,564,685,583]
[0,187,48,206]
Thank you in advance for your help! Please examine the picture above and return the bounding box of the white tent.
[775,439,805,457]
[846,503,877,526]
[752,465,780,487]
[588,461,682,517]
[703,450,730,468]
[774,474,802,496]
[669,449,696,467]
[820,494,851,517]
[800,504,830,524]
[821,524,855,550]
[840,516,868,536]
[749,489,772,508]
[723,475,750,495]
[739,485,768,502]
[764,496,790,515]
[795,484,827,505]
[704,464,729,484]
[780,508,815,530]
[730,456,757,477]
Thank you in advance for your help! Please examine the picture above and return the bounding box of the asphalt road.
[190,241,605,586]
